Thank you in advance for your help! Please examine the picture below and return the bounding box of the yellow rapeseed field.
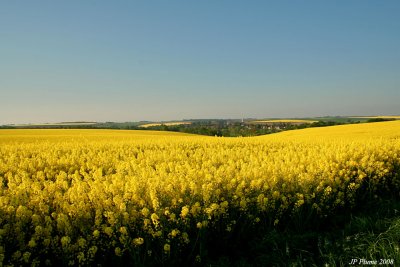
[1,122,400,265]
[348,115,400,119]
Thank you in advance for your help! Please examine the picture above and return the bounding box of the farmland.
[138,122,192,128]
[4,116,397,138]
[249,119,318,124]
[348,115,400,119]
[1,121,400,266]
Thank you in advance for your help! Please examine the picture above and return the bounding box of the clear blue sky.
[1,1,399,124]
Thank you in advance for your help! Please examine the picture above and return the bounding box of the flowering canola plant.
[0,122,400,265]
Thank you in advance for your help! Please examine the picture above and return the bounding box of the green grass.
[201,196,400,267]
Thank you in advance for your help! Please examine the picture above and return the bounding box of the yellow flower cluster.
[0,121,400,265]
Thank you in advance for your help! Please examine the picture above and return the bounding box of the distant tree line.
[1,118,395,136]
[142,120,351,137]
[366,118,395,123]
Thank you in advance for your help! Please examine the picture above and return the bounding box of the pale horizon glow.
[1,1,399,125]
